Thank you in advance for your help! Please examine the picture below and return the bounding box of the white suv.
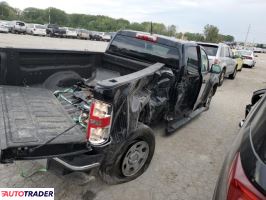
[198,42,237,86]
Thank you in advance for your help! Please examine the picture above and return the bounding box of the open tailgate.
[0,86,89,163]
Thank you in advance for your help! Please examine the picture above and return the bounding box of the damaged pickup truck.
[0,30,220,184]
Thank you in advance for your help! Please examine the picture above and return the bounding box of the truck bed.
[0,86,86,150]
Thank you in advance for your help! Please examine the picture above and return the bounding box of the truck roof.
[117,30,197,48]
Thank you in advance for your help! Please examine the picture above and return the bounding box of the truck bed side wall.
[0,48,103,86]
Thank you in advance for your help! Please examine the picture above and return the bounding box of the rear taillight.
[242,56,252,60]
[227,153,265,200]
[87,100,112,145]
[136,33,157,42]
[214,58,220,64]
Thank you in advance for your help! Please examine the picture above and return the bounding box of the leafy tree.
[204,24,220,43]
[221,34,234,42]
[184,32,204,41]
[0,1,17,20]
[0,1,236,42]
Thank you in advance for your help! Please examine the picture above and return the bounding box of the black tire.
[99,123,155,184]
[229,67,237,79]
[218,68,226,86]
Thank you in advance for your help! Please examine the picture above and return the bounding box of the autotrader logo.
[0,188,54,199]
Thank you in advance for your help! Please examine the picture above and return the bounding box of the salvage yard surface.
[0,33,266,200]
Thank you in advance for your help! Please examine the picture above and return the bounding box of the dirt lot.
[0,33,266,200]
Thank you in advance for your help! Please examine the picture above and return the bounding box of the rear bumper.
[47,151,105,174]
[243,59,255,66]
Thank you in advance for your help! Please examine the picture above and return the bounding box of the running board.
[166,107,208,134]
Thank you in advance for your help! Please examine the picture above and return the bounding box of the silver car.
[198,42,237,86]
[10,21,26,34]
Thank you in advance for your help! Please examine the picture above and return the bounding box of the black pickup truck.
[46,24,66,37]
[0,30,220,184]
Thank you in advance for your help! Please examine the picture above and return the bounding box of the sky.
[4,0,266,43]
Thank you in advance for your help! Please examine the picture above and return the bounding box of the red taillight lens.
[242,56,252,60]
[87,100,112,145]
[136,33,157,42]
[227,153,265,200]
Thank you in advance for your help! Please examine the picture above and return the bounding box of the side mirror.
[255,55,258,57]
[210,64,222,74]
[232,55,240,59]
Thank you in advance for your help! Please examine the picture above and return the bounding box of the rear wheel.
[99,123,155,184]
[229,67,237,79]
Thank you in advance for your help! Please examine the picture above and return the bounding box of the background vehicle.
[102,32,111,42]
[63,27,78,38]
[237,50,256,68]
[77,29,91,40]
[213,89,266,200]
[198,42,237,86]
[46,24,66,37]
[26,24,46,36]
[9,20,26,34]
[90,31,103,41]
[0,22,9,33]
[0,30,219,184]
[232,49,243,71]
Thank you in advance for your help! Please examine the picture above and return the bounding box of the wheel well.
[222,66,226,73]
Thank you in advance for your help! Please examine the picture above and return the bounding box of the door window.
[224,47,230,57]
[186,46,199,73]
[200,49,209,72]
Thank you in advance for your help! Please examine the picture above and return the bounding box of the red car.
[213,89,266,200]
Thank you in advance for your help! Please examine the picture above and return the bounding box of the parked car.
[9,21,26,34]
[102,32,112,42]
[213,89,266,200]
[0,30,220,184]
[253,47,263,53]
[77,29,91,40]
[198,42,237,86]
[26,24,46,36]
[46,24,66,37]
[90,31,103,41]
[63,27,78,38]
[0,22,9,33]
[232,49,243,71]
[237,50,256,68]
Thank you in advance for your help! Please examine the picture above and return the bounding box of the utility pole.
[48,7,51,24]
[150,21,153,35]
[244,24,251,47]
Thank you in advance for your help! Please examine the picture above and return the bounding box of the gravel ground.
[0,33,266,200]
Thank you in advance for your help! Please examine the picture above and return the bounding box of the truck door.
[174,46,201,116]
[193,48,211,109]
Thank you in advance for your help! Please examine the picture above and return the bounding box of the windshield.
[35,25,45,29]
[108,34,179,66]
[199,44,218,56]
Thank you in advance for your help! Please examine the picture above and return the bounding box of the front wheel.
[99,123,155,184]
